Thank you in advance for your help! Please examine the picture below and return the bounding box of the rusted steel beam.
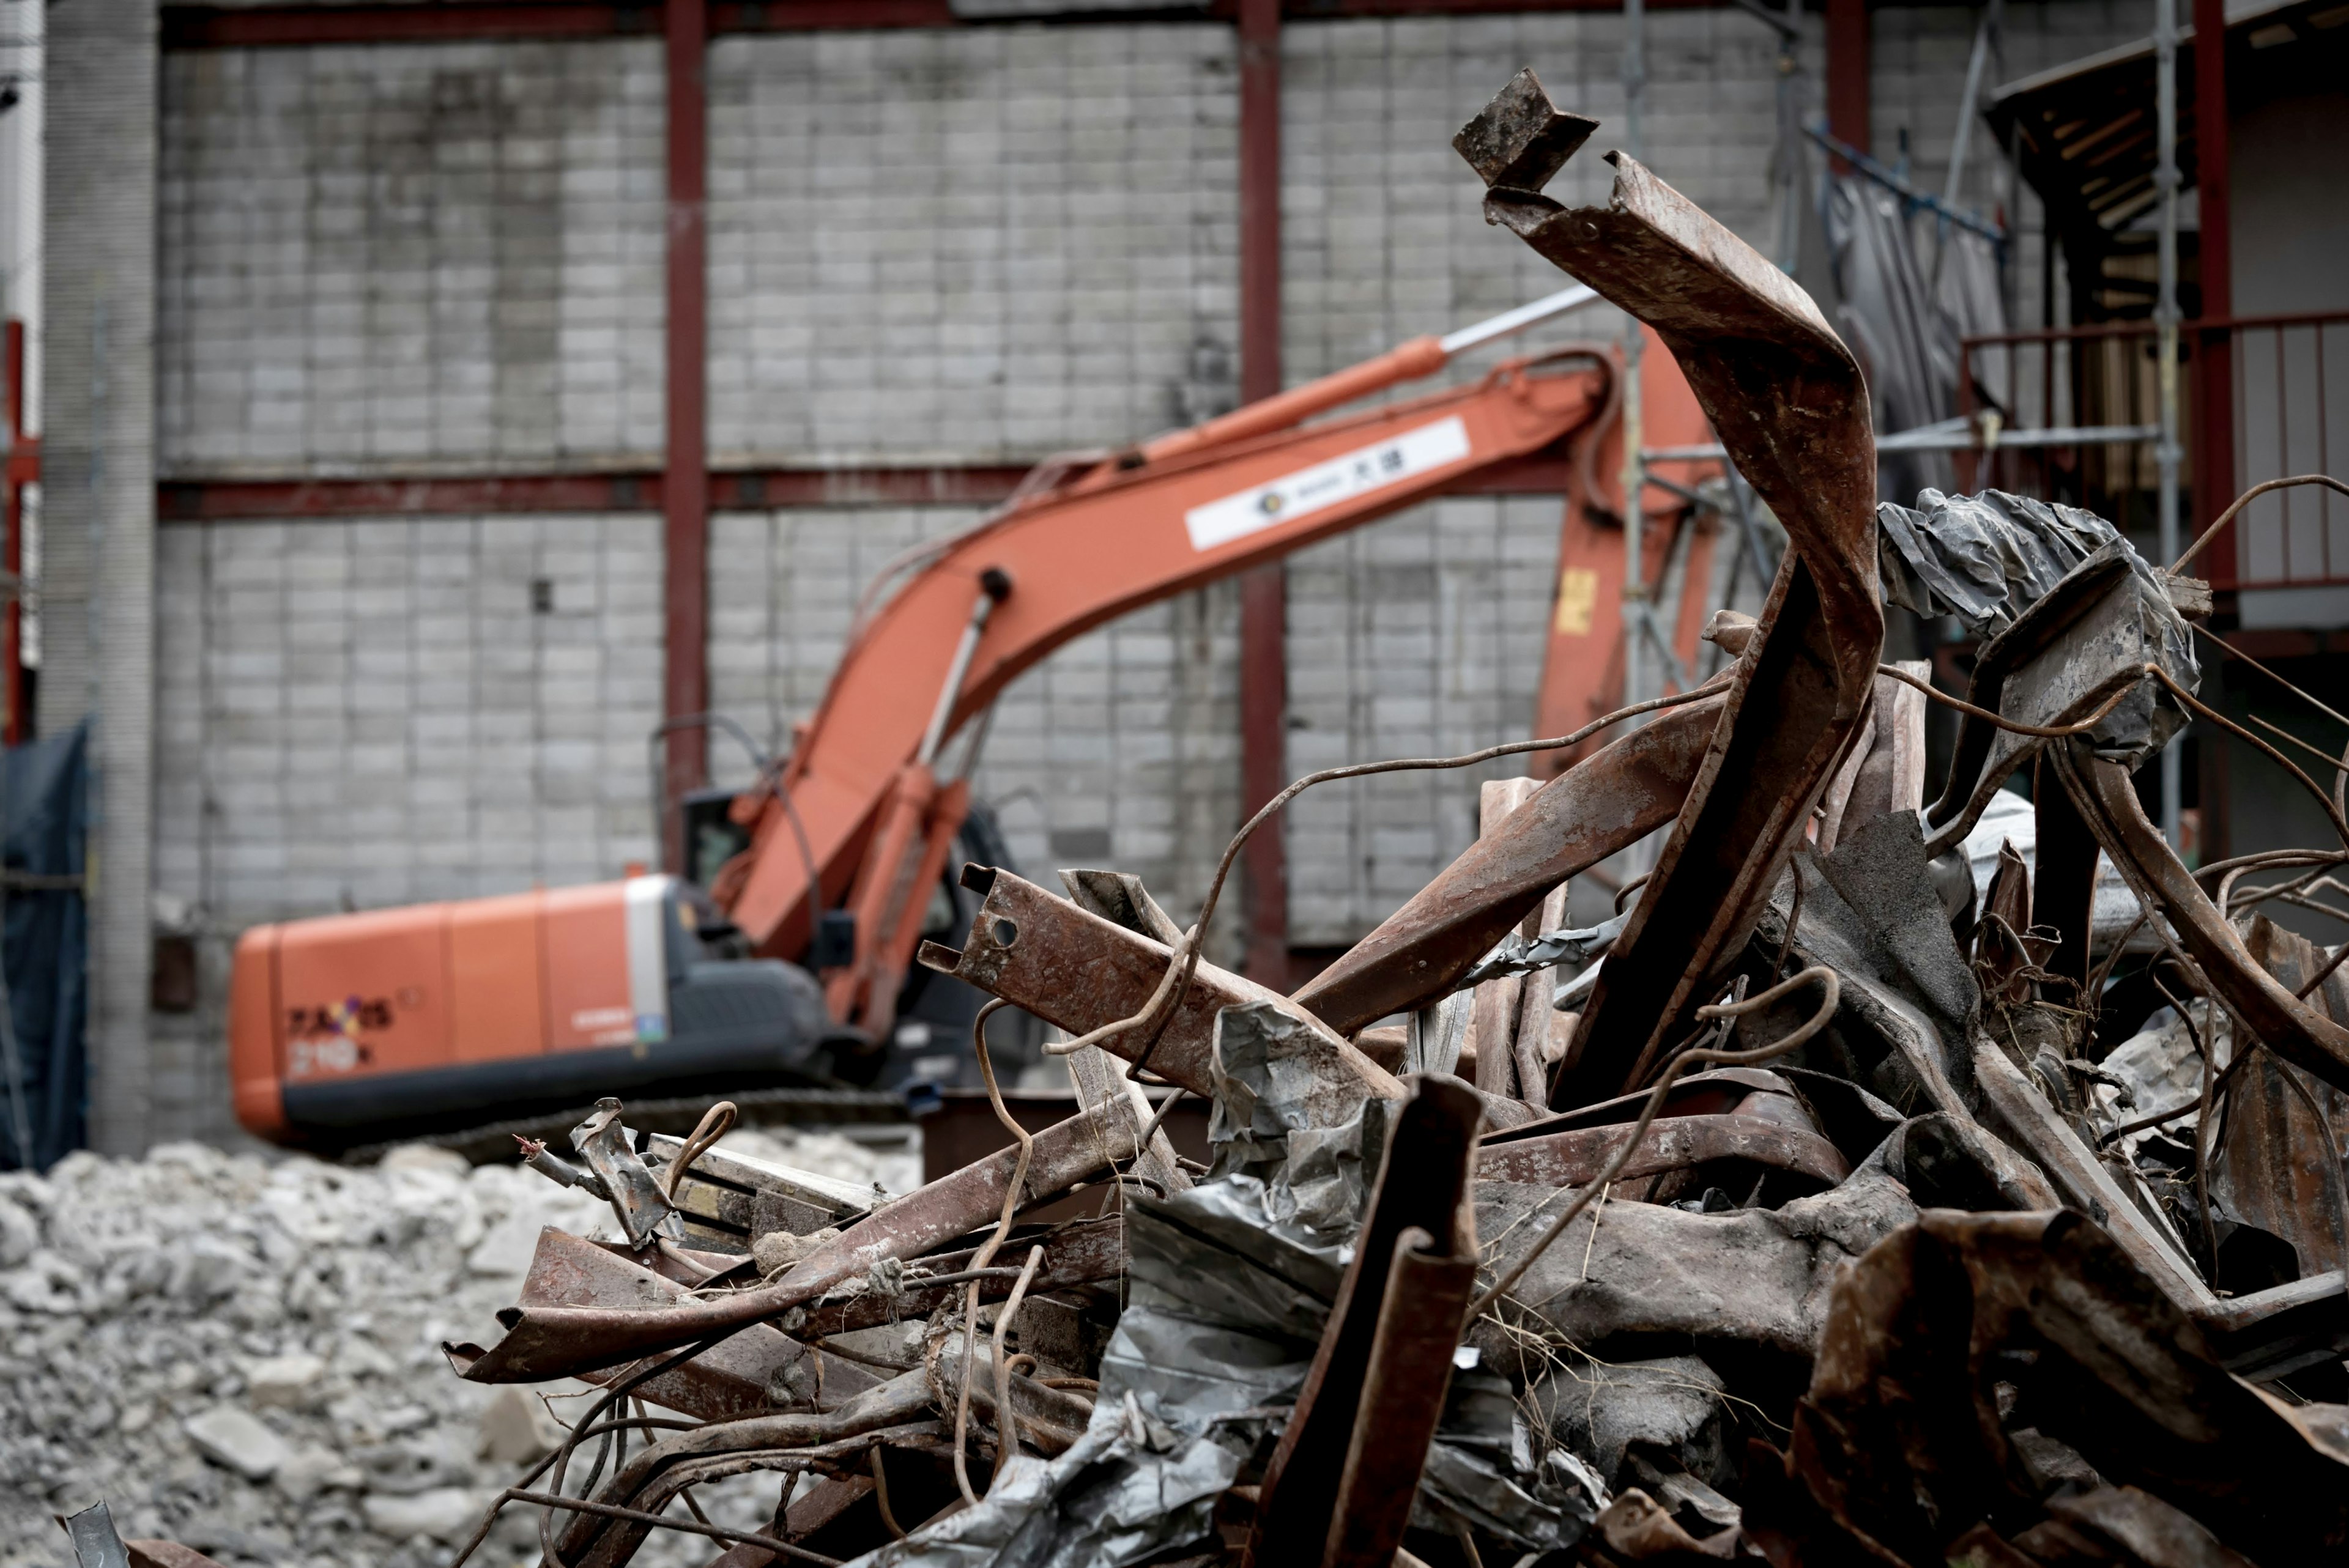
[1475,1111,1850,1190]
[1246,1078,1482,1568]
[446,1096,1146,1383]
[1290,692,1724,1037]
[1323,1230,1480,1567]
[919,866,1401,1104]
[1458,71,1882,1108]
[508,1228,836,1421]
[1920,545,2137,860]
[2032,752,2101,995]
[2056,741,2349,1097]
[796,1217,1126,1339]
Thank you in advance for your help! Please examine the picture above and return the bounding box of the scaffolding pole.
[2154,0,2183,849]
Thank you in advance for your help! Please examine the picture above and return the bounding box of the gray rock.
[0,1195,35,1269]
[275,1444,362,1504]
[185,1405,294,1481]
[475,1385,562,1468]
[246,1352,327,1409]
[1534,1354,1731,1489]
[363,1486,489,1544]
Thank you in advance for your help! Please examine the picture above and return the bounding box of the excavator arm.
[714,311,1622,1027]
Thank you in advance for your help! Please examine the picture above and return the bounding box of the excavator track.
[337,1085,905,1167]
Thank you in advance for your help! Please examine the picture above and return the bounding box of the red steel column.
[2192,0,2235,586]
[663,0,710,865]
[1237,0,1287,985]
[1824,0,1869,171]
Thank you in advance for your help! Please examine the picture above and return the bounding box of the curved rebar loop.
[870,1447,909,1540]
[1466,966,1839,1320]
[2148,665,2349,852]
[953,999,1033,1505]
[664,1100,738,1202]
[533,1331,739,1568]
[989,1244,1048,1489]
[2170,475,2349,575]
[446,1333,730,1568]
[1039,675,1739,1066]
[1874,662,2136,739]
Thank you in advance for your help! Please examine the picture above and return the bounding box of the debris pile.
[0,1128,911,1568]
[36,68,2349,1568]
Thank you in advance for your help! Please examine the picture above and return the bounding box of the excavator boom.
[720,346,1609,958]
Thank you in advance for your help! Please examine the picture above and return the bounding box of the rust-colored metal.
[1475,1111,1850,1190]
[1321,1229,1481,1568]
[1457,71,1882,1108]
[2054,741,2349,1097]
[2223,916,2349,1285]
[795,1217,1126,1339]
[561,1377,941,1568]
[1291,692,1725,1037]
[920,866,1401,1106]
[1245,1078,1482,1568]
[510,1228,833,1420]
[445,1096,1147,1383]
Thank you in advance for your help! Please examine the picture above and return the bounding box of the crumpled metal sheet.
[1206,1000,1393,1235]
[840,1397,1241,1568]
[1468,1165,1918,1367]
[1880,489,2198,764]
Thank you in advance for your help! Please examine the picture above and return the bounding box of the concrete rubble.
[0,1129,912,1568]
[22,66,2349,1568]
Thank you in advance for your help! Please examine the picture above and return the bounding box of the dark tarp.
[2,721,87,1169]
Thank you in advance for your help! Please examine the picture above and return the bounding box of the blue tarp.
[1,721,87,1169]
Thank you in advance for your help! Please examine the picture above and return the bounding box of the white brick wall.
[154,512,665,926]
[705,506,1244,952]
[1281,12,1811,384]
[1283,495,1559,944]
[706,27,1242,466]
[157,40,666,476]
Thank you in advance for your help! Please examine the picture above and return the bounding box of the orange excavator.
[228,288,1723,1148]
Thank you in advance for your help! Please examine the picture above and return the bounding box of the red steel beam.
[151,451,1585,523]
[1824,0,1868,172]
[664,0,711,864]
[159,0,1740,49]
[1236,0,1288,988]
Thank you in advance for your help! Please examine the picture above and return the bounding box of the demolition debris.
[36,67,2349,1568]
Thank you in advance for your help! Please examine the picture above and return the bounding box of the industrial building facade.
[42,1,2185,1150]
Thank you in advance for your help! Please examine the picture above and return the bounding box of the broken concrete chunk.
[1533,1354,1731,1490]
[182,1406,291,1482]
[242,1352,325,1410]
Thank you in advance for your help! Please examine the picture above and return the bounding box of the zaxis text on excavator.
[228,285,1722,1148]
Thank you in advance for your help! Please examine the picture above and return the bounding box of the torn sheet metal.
[572,1096,687,1249]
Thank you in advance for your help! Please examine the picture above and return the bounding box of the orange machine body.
[230,876,829,1145]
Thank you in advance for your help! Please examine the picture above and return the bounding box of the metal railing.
[1957,311,2349,590]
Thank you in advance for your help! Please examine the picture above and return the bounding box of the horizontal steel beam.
[154,451,1589,523]
[161,0,1735,50]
